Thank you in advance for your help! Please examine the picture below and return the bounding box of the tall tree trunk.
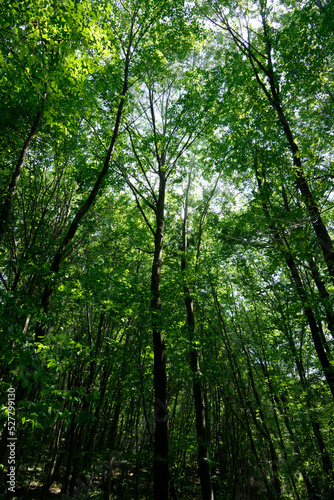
[255,167,334,400]
[272,98,334,284]
[151,171,169,500]
[222,13,334,283]
[282,186,334,341]
[35,54,130,342]
[0,103,45,245]
[210,282,275,499]
[257,348,319,499]
[257,12,334,283]
[307,255,334,339]
[244,352,281,498]
[280,319,334,485]
[181,190,213,500]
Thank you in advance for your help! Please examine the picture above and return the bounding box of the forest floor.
[10,466,202,499]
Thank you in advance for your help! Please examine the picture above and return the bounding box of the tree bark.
[151,170,169,500]
[255,168,334,400]
[308,255,334,339]
[35,54,130,342]
[222,14,334,284]
[258,14,334,284]
[181,188,213,500]
[0,104,44,245]
[273,99,334,284]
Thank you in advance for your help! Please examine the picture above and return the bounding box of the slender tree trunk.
[35,54,130,342]
[282,186,334,341]
[189,329,214,500]
[151,171,169,500]
[273,98,334,283]
[284,255,334,398]
[0,104,44,245]
[280,321,334,484]
[61,415,76,495]
[276,393,319,499]
[210,283,275,499]
[255,167,334,399]
[308,255,334,339]
[245,353,281,498]
[223,14,334,284]
[256,14,334,283]
[257,353,318,499]
[42,421,63,494]
[181,200,213,500]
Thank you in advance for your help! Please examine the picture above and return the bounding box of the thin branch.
[127,126,158,204]
[193,175,220,288]
[129,183,156,237]
[133,243,154,254]
[149,88,161,169]
[82,116,108,153]
[0,272,9,291]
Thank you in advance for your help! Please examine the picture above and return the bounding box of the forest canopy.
[1,0,334,499]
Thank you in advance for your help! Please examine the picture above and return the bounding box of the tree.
[1,1,334,498]
[120,58,216,497]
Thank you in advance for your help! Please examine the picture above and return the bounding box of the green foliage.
[1,1,334,498]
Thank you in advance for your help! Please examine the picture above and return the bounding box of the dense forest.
[1,0,334,498]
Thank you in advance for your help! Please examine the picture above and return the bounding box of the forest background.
[1,0,334,499]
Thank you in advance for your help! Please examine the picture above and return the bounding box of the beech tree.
[1,1,334,499]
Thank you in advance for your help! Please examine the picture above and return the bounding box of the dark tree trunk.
[308,255,334,339]
[0,105,44,245]
[279,322,333,485]
[181,200,213,500]
[151,171,169,500]
[224,14,334,284]
[255,15,334,284]
[255,168,334,400]
[273,99,334,284]
[284,255,334,399]
[35,56,130,342]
